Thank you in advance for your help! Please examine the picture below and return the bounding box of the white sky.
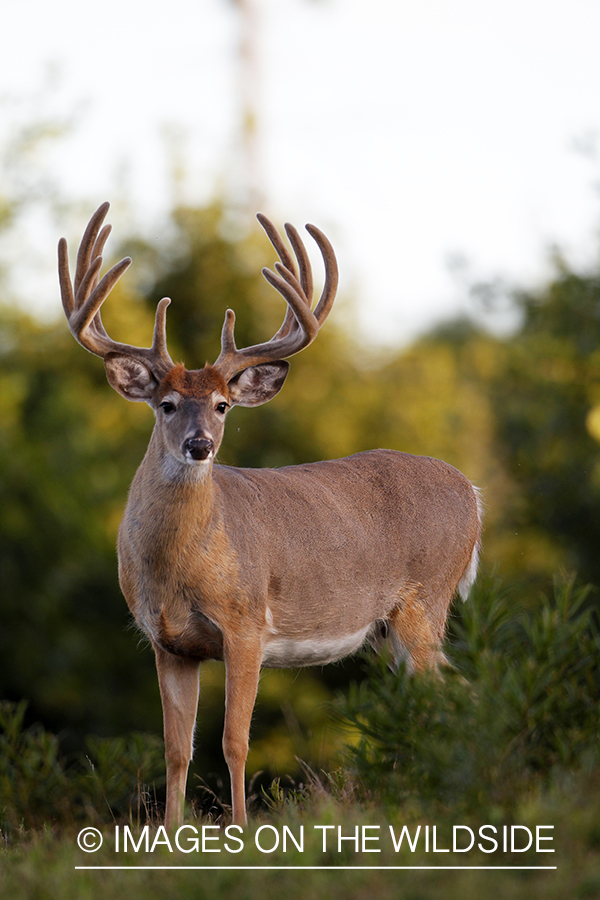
[3,0,600,345]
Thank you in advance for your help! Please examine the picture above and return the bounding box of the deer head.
[58,203,338,470]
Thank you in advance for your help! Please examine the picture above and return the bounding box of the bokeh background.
[3,0,600,802]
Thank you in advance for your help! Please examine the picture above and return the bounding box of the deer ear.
[228,361,290,407]
[104,353,159,402]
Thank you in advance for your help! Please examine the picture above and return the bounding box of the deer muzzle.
[183,437,214,461]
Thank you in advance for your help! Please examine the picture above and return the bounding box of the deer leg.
[154,645,200,831]
[388,595,449,673]
[222,639,263,826]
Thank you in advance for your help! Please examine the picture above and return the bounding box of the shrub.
[0,701,164,834]
[339,574,600,816]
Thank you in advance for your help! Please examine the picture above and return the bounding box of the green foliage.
[82,733,164,823]
[0,700,163,834]
[488,269,600,587]
[339,575,600,816]
[0,700,71,832]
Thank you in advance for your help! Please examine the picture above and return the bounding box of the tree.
[486,262,600,588]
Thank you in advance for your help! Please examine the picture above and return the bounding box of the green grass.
[1,773,599,900]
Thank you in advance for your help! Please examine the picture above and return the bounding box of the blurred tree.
[0,296,162,744]
[483,261,600,589]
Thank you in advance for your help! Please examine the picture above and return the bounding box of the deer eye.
[160,401,176,414]
[215,402,228,414]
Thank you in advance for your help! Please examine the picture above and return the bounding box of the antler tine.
[59,203,175,378]
[74,201,110,297]
[305,223,338,325]
[252,214,294,342]
[260,265,318,337]
[89,224,113,291]
[213,270,318,381]
[58,237,75,318]
[261,223,315,344]
[256,212,296,274]
[73,256,133,338]
[255,214,319,344]
[213,214,338,381]
[152,297,172,357]
[284,222,313,306]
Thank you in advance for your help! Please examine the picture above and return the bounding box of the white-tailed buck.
[59,203,482,827]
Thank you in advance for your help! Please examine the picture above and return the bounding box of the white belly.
[261,625,370,668]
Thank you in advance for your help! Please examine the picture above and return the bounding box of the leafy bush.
[81,732,165,824]
[339,574,600,816]
[0,700,71,831]
[0,701,164,834]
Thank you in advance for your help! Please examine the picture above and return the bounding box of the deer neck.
[119,429,236,630]
[129,427,218,547]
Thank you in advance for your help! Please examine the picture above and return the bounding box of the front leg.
[222,638,263,826]
[154,645,201,831]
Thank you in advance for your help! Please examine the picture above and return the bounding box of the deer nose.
[183,437,214,461]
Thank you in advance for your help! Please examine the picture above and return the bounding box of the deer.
[58,202,482,829]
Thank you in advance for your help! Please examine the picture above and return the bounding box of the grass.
[1,772,600,900]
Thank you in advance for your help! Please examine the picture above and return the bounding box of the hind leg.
[387,591,450,673]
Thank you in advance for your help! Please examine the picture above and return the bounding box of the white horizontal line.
[75,865,558,871]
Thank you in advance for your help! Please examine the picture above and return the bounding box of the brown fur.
[160,363,229,400]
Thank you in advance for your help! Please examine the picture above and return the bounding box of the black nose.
[184,437,213,461]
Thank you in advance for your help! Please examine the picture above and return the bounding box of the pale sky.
[3,0,600,345]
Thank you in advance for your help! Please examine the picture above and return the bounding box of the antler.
[213,213,338,381]
[59,205,338,385]
[58,202,175,378]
